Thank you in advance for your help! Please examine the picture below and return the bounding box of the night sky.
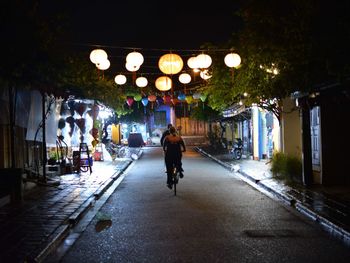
[67,0,241,75]
[1,0,241,86]
[69,0,240,49]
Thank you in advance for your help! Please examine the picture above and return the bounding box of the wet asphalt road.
[55,147,350,263]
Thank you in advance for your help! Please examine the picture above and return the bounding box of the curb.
[194,146,350,246]
[69,196,96,225]
[34,160,134,263]
[294,202,350,245]
[34,224,70,263]
[237,169,295,205]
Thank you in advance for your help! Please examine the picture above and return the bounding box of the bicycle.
[116,145,130,158]
[171,164,181,196]
[105,142,131,160]
[230,138,243,160]
[118,145,141,160]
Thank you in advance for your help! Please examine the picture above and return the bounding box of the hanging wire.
[69,42,235,53]
[82,41,240,96]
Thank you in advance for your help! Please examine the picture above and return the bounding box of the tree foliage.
[118,103,147,123]
[0,0,131,115]
[190,104,221,121]
[238,0,350,89]
[0,0,72,88]
[202,0,350,120]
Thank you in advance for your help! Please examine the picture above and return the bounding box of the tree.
[237,0,350,88]
[0,0,129,169]
[0,0,72,169]
[202,0,350,121]
[0,0,74,89]
[190,104,221,122]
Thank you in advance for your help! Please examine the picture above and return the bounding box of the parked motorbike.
[230,138,243,160]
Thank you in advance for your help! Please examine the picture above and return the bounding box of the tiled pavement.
[195,146,350,246]
[0,159,133,263]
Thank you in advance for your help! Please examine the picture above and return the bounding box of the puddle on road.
[95,212,112,232]
[95,219,112,232]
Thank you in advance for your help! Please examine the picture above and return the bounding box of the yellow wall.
[272,114,281,152]
[175,117,208,136]
[226,123,234,144]
[281,98,302,159]
[111,124,120,144]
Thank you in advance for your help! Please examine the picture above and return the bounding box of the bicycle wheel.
[172,166,179,196]
[119,146,131,158]
[124,147,131,158]
[80,166,89,173]
[234,149,242,160]
[118,147,126,158]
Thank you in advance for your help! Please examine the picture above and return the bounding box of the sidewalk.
[195,146,350,246]
[0,155,137,263]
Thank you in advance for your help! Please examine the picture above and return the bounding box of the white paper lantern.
[187,56,199,69]
[126,51,144,67]
[178,73,191,84]
[224,53,241,68]
[125,62,140,72]
[155,76,172,91]
[136,76,148,87]
[115,74,127,85]
[200,69,212,80]
[96,59,110,70]
[90,49,108,64]
[196,54,212,69]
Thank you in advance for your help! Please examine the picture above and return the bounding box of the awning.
[222,104,246,118]
[222,111,251,122]
[213,104,251,122]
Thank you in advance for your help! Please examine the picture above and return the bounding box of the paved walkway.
[0,158,133,263]
[195,147,350,246]
[1,145,349,262]
[48,147,350,263]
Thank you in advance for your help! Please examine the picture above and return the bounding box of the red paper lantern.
[91,127,99,138]
[148,95,157,109]
[171,98,179,105]
[148,95,157,102]
[76,103,87,116]
[163,95,171,104]
[92,104,99,118]
[126,97,134,108]
[75,118,86,133]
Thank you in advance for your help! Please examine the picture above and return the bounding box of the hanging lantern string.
[119,68,198,75]
[89,45,241,97]
[70,42,237,53]
[89,46,240,79]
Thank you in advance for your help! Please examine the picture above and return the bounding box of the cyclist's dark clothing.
[163,134,186,185]
[160,130,170,147]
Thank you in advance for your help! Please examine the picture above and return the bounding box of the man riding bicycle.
[160,123,172,147]
[163,126,186,189]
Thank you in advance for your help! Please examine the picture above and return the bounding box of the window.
[154,111,166,126]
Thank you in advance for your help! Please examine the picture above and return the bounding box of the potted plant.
[47,152,58,165]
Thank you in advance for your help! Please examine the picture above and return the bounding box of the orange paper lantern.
[158,53,183,74]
